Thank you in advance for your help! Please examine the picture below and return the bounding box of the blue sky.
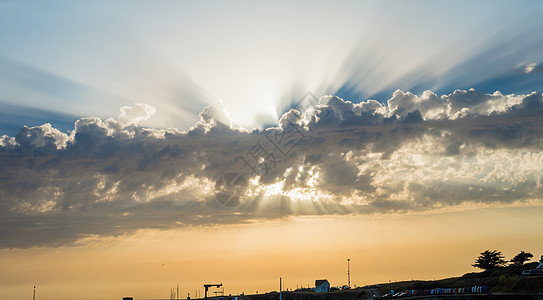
[2,0,543,136]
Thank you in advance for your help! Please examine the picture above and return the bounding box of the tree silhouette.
[472,250,506,270]
[510,251,533,266]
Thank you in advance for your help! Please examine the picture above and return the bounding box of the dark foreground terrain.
[373,262,543,297]
[142,264,543,300]
[212,263,543,300]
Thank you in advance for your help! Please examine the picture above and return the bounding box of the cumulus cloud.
[1,90,543,248]
[118,103,156,127]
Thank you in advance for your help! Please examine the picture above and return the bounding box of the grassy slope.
[237,263,542,300]
[244,289,368,300]
[376,262,543,294]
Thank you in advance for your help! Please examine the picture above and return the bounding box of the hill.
[237,263,543,300]
[375,262,543,296]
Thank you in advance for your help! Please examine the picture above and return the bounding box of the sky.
[1,1,543,299]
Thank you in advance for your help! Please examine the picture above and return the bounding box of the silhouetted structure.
[315,280,330,293]
[204,283,223,298]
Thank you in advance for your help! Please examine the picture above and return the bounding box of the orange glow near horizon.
[2,206,543,300]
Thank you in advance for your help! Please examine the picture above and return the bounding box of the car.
[521,269,543,277]
[363,284,381,289]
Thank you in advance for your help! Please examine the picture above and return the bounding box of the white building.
[315,279,330,293]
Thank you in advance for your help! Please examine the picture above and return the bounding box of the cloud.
[1,90,543,248]
[15,123,70,151]
[516,62,543,74]
[118,103,156,127]
[0,101,78,137]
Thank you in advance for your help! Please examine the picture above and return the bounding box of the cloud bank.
[1,89,543,248]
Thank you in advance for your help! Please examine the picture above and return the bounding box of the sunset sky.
[2,1,543,300]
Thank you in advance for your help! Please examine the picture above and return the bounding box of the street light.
[347,258,351,288]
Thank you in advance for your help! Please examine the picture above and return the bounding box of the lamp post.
[279,277,282,300]
[347,259,351,288]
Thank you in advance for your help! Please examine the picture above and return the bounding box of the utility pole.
[279,277,282,300]
[347,258,351,288]
[177,284,179,300]
[33,286,36,300]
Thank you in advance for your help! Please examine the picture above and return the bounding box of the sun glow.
[253,164,323,201]
[262,180,285,196]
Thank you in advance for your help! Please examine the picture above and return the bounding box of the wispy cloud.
[515,62,543,74]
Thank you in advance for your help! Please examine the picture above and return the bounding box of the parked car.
[521,269,543,277]
[363,284,381,289]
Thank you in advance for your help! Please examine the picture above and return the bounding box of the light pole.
[279,277,282,300]
[347,258,351,288]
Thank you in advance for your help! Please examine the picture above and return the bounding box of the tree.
[510,251,533,266]
[472,250,506,270]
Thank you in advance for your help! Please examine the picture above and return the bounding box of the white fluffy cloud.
[118,103,156,127]
[1,90,543,248]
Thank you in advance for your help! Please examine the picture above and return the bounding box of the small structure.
[123,297,133,300]
[537,255,543,269]
[204,283,223,298]
[315,279,330,293]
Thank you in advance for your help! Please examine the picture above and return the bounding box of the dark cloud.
[1,90,543,248]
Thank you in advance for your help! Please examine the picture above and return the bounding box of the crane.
[203,283,222,298]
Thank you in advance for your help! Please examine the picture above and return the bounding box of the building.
[538,255,543,269]
[315,279,330,293]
